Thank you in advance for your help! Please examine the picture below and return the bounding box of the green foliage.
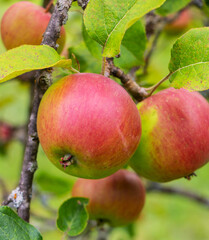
[57,197,89,237]
[82,22,102,59]
[169,28,209,91]
[83,19,146,71]
[204,0,209,7]
[114,20,147,70]
[35,171,73,196]
[0,45,72,84]
[156,0,190,16]
[84,0,165,57]
[0,206,42,240]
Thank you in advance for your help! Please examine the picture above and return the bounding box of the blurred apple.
[1,1,66,53]
[165,9,192,33]
[72,169,146,226]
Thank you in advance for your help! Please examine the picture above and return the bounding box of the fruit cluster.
[1,1,209,228]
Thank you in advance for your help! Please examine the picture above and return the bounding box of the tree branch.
[2,0,73,223]
[107,58,148,102]
[77,0,89,10]
[146,182,209,208]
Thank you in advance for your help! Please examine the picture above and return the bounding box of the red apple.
[165,9,192,33]
[72,169,146,226]
[37,73,141,179]
[1,1,66,53]
[0,121,13,145]
[129,88,209,182]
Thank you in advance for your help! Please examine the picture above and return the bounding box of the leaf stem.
[145,72,172,96]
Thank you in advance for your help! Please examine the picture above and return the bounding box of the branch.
[77,0,89,10]
[96,225,112,240]
[107,58,148,102]
[146,182,209,208]
[2,0,73,223]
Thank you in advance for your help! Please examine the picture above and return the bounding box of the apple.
[1,1,66,53]
[72,169,146,226]
[37,73,141,179]
[129,88,209,182]
[165,9,192,33]
[0,121,13,145]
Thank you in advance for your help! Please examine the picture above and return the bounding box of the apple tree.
[0,0,209,239]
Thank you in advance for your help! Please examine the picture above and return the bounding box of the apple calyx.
[60,154,74,169]
[184,172,197,180]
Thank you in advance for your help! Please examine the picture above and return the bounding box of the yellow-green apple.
[72,169,145,226]
[37,73,141,179]
[129,88,209,182]
[1,1,66,53]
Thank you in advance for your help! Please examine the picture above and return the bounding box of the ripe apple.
[129,88,209,182]
[0,121,13,145]
[165,9,192,33]
[72,169,146,226]
[37,73,141,179]
[1,1,66,53]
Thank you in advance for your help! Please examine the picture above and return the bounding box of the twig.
[44,0,55,13]
[96,225,112,240]
[145,72,172,96]
[102,57,111,78]
[2,0,73,222]
[146,182,209,208]
[107,58,148,102]
[143,26,164,75]
[77,0,89,10]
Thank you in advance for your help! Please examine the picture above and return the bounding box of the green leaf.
[168,28,209,91]
[0,206,42,240]
[35,171,73,196]
[156,0,190,16]
[84,0,166,57]
[57,197,89,237]
[83,19,146,71]
[169,63,209,90]
[82,23,102,59]
[115,20,146,70]
[0,45,72,84]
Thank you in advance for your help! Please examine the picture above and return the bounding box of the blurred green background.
[0,0,208,239]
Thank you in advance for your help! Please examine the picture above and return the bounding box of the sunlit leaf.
[0,45,72,84]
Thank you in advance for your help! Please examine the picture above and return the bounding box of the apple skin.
[37,73,141,179]
[165,9,191,33]
[1,1,66,53]
[129,88,209,182]
[71,169,145,226]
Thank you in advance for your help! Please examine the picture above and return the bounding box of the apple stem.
[60,154,74,169]
[184,172,197,180]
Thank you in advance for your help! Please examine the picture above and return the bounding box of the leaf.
[84,0,166,57]
[156,0,190,16]
[168,28,209,91]
[114,20,147,70]
[83,19,146,71]
[35,171,73,196]
[82,23,102,59]
[57,197,89,237]
[0,45,72,84]
[0,206,42,240]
